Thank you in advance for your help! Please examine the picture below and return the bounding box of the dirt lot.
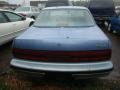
[0,27,120,90]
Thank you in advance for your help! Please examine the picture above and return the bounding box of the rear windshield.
[15,7,30,12]
[34,9,95,27]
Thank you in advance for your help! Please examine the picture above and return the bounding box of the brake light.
[13,48,111,63]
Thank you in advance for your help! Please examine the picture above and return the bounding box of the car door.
[3,12,28,37]
[0,11,14,45]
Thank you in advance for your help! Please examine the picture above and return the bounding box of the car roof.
[44,6,88,10]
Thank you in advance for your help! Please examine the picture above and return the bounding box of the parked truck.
[72,0,115,25]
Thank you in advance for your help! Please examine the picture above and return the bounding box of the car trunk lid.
[13,26,110,51]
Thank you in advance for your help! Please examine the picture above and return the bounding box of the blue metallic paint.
[13,26,111,51]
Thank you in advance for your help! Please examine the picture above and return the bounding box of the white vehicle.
[0,9,34,46]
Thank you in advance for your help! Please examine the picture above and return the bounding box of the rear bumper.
[10,58,113,78]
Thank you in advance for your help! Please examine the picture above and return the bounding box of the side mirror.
[21,17,26,20]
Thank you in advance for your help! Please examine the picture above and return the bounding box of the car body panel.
[13,26,110,51]
[0,22,14,45]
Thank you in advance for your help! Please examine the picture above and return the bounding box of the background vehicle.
[11,6,113,78]
[0,9,34,46]
[108,13,120,34]
[89,0,115,24]
[15,6,40,19]
[72,0,115,25]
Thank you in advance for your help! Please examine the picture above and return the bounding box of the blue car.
[10,6,113,78]
[108,15,120,34]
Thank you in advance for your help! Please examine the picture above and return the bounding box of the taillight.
[13,48,111,63]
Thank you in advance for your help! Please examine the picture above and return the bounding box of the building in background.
[30,0,71,8]
[0,0,18,10]
[30,0,47,8]
[0,1,8,8]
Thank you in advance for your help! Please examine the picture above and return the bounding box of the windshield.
[15,7,30,12]
[34,9,95,27]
